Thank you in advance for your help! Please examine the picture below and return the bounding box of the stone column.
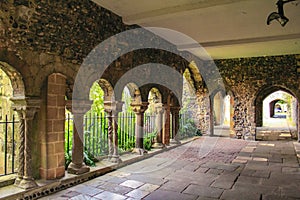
[170,106,181,144]
[163,104,171,145]
[229,95,235,138]
[67,100,92,175]
[152,103,165,149]
[298,103,300,143]
[11,97,40,190]
[209,96,214,137]
[104,106,113,160]
[131,102,149,155]
[104,101,123,163]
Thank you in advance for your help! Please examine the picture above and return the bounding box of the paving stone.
[182,163,201,171]
[236,175,266,185]
[262,194,295,200]
[282,167,300,175]
[125,174,167,185]
[201,162,238,172]
[221,189,261,200]
[232,159,248,164]
[268,157,282,163]
[106,176,127,184]
[252,157,268,162]
[126,189,150,199]
[160,180,190,192]
[233,182,280,196]
[207,168,224,175]
[61,190,81,198]
[196,197,218,200]
[69,184,103,196]
[281,186,300,199]
[183,184,224,199]
[195,167,209,173]
[211,173,239,189]
[144,189,197,200]
[96,182,132,195]
[93,191,127,200]
[120,180,144,189]
[84,180,106,188]
[70,194,92,200]
[138,183,160,192]
[263,176,300,187]
[109,171,131,178]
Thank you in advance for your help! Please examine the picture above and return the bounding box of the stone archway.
[254,85,299,141]
[0,61,25,98]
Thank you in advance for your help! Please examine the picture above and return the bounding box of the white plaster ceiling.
[93,0,300,59]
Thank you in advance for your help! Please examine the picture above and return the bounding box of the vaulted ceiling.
[93,0,300,59]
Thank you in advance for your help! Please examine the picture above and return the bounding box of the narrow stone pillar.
[104,101,123,163]
[11,97,40,189]
[298,103,300,143]
[152,103,165,149]
[104,106,113,160]
[170,106,181,144]
[67,100,92,175]
[163,104,171,145]
[229,95,235,138]
[131,102,149,155]
[209,96,214,137]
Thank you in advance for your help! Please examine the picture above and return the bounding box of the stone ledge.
[0,136,199,200]
[0,174,16,188]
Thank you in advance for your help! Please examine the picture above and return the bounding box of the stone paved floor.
[39,137,300,200]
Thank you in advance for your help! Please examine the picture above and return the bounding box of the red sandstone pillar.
[163,104,171,145]
[67,100,92,175]
[170,106,181,144]
[131,102,149,155]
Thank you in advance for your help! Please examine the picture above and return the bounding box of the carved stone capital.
[104,101,124,114]
[130,102,149,114]
[11,97,41,119]
[68,99,92,115]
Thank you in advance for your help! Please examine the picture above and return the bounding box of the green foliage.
[64,152,72,170]
[122,87,132,113]
[179,118,200,139]
[143,132,156,151]
[89,82,104,114]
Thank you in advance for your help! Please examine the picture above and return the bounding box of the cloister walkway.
[34,136,300,200]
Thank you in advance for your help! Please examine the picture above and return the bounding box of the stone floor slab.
[93,191,127,200]
[26,138,300,200]
[183,184,224,199]
[120,180,144,189]
[144,189,197,200]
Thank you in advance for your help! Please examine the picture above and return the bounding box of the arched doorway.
[255,86,298,141]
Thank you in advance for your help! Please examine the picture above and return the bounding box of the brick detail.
[40,73,66,180]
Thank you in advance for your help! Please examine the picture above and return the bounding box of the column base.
[14,176,22,186]
[132,148,147,155]
[67,162,90,175]
[170,139,181,145]
[107,155,112,161]
[110,155,122,163]
[152,142,165,149]
[18,177,38,190]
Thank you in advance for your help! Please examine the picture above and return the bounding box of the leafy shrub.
[179,118,200,139]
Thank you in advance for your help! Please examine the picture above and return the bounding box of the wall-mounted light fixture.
[267,0,297,27]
